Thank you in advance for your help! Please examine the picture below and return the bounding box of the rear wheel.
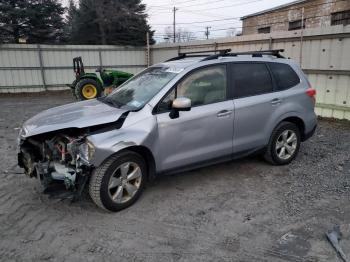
[89,151,147,212]
[264,121,301,165]
[75,78,102,100]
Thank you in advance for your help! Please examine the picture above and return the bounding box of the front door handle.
[271,98,282,106]
[217,110,233,117]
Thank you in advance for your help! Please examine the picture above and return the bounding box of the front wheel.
[264,122,301,165]
[75,78,103,100]
[89,151,147,212]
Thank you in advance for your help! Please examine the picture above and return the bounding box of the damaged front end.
[16,98,131,201]
[18,129,94,198]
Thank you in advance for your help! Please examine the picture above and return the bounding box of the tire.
[75,78,103,100]
[89,151,147,212]
[264,121,301,165]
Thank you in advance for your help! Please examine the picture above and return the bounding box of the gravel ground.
[0,91,349,262]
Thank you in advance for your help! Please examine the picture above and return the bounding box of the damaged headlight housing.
[17,127,25,143]
[17,128,23,147]
[16,127,27,151]
[79,139,95,161]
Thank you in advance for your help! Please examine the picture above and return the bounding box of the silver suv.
[17,49,317,211]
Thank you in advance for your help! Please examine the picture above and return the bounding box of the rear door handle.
[217,110,233,117]
[271,98,282,105]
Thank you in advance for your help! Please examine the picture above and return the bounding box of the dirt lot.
[0,91,349,262]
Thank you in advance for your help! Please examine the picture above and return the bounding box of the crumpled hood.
[22,99,128,138]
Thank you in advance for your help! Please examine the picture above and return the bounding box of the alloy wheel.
[275,129,298,160]
[107,162,142,204]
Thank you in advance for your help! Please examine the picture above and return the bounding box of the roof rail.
[229,49,285,58]
[179,49,231,56]
[201,49,285,61]
[165,49,231,62]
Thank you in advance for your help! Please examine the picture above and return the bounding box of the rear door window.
[230,63,273,98]
[269,63,300,91]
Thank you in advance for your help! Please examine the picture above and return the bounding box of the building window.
[258,27,271,34]
[331,10,350,26]
[288,19,306,31]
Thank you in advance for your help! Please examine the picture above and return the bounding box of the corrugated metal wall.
[1,25,349,119]
[0,44,146,92]
[151,25,350,120]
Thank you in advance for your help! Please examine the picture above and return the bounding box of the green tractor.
[68,57,134,100]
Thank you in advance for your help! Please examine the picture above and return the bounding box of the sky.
[142,0,297,41]
[61,0,297,42]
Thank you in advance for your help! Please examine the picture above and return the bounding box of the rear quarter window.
[230,63,273,98]
[269,63,300,91]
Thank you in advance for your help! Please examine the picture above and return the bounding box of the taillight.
[306,88,316,106]
[306,88,316,97]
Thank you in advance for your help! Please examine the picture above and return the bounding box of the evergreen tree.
[70,0,154,46]
[62,0,78,43]
[0,0,29,43]
[69,0,100,44]
[0,0,65,44]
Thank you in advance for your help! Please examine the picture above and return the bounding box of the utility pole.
[299,7,305,67]
[146,31,150,67]
[205,26,211,40]
[173,6,178,43]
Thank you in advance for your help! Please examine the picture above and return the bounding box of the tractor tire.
[75,78,103,100]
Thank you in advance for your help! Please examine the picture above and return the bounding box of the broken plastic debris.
[326,225,349,262]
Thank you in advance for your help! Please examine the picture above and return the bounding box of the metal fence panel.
[0,47,39,67]
[0,44,146,92]
[151,48,178,64]
[101,50,146,66]
[42,50,100,67]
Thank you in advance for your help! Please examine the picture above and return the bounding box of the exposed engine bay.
[18,129,94,197]
[17,108,130,200]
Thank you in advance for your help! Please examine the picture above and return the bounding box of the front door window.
[157,65,227,112]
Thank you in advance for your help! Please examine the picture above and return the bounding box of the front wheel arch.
[94,145,156,182]
[79,75,103,85]
[122,146,156,181]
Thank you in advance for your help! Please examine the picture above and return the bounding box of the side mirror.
[169,97,191,119]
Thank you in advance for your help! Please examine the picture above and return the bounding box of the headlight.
[16,127,25,150]
[17,128,23,146]
[20,126,28,137]
[79,140,95,161]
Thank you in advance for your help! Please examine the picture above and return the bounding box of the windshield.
[103,67,178,110]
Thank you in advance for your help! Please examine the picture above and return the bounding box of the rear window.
[231,63,273,98]
[269,63,300,91]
